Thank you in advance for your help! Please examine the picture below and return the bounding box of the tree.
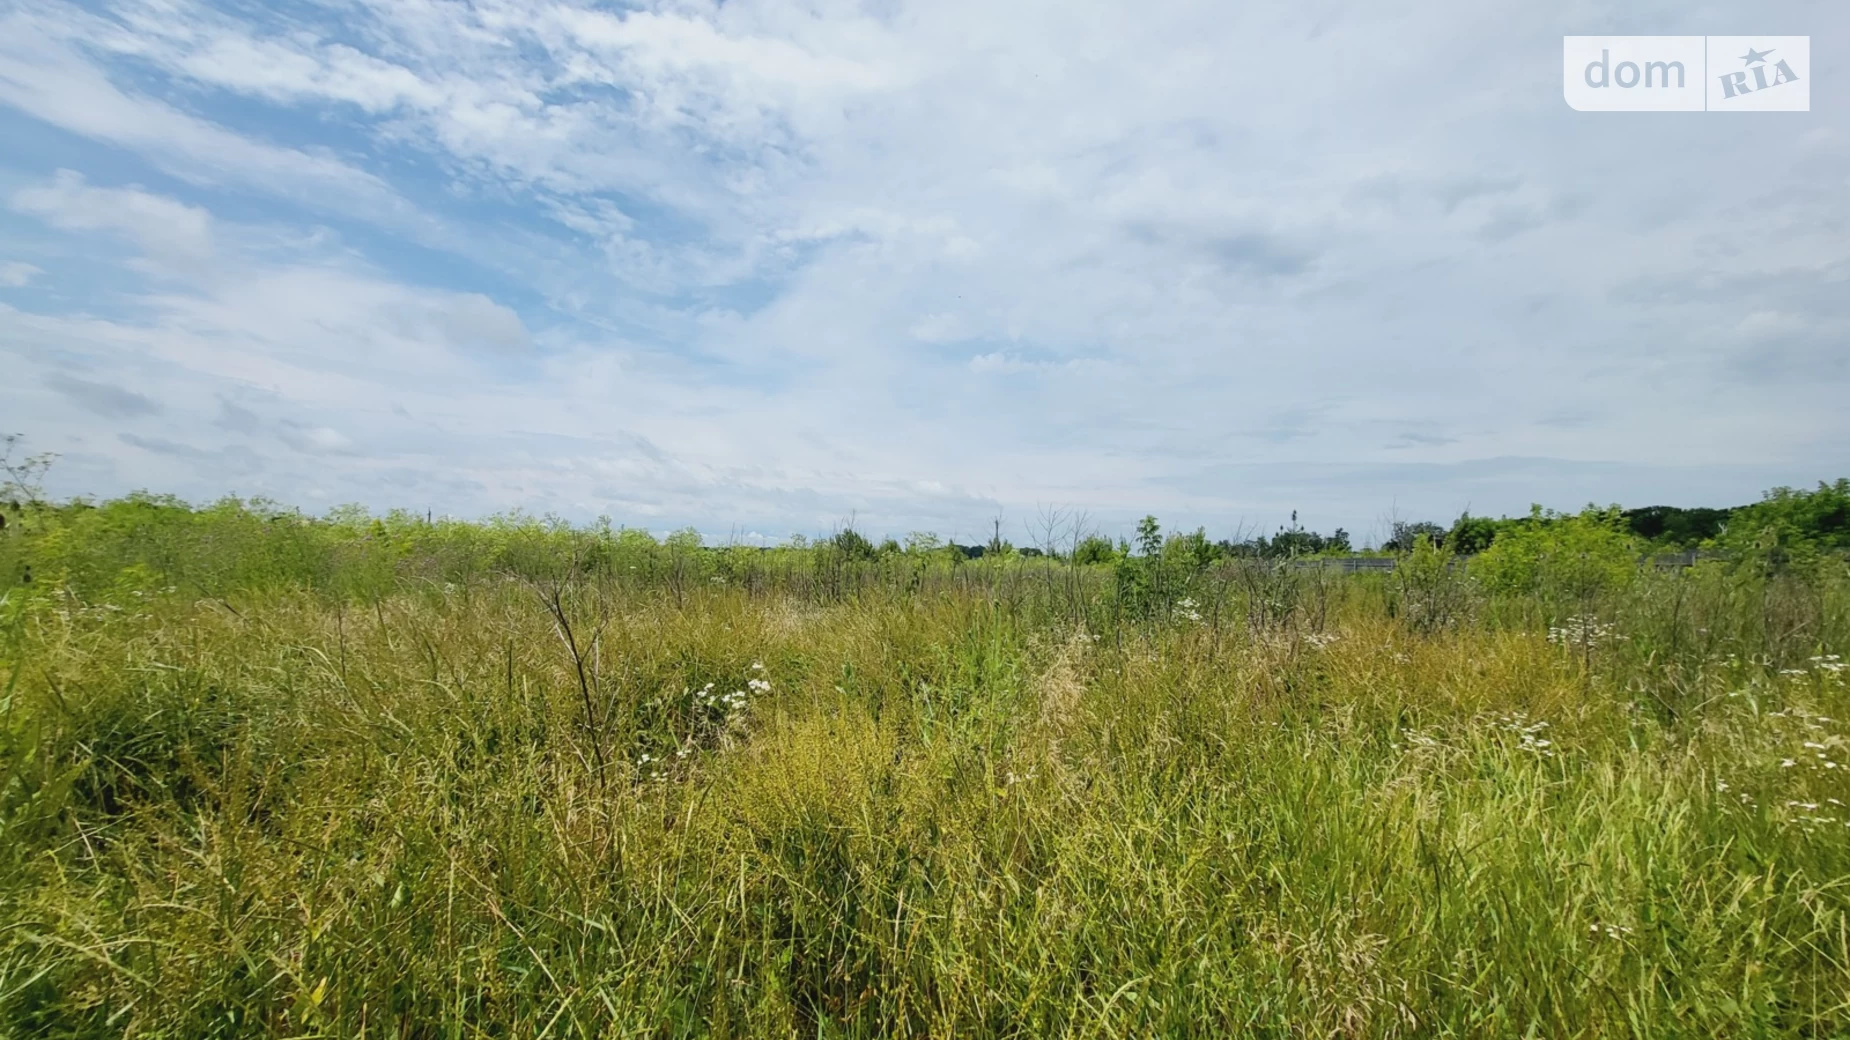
[831,528,877,561]
[1115,516,1167,621]
[1135,516,1162,558]
[1447,513,1503,555]
[1163,527,1213,571]
[1623,505,1732,548]
[904,531,943,554]
[1395,533,1468,632]
[1384,520,1447,555]
[984,517,1017,557]
[1719,479,1850,558]
[1470,505,1639,603]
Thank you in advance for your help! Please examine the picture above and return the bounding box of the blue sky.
[1,0,1846,547]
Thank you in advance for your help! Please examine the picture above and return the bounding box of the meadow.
[3,491,1850,1037]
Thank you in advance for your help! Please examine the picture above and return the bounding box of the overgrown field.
[4,499,1850,1037]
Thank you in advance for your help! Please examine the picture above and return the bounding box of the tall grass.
[2,507,1850,1036]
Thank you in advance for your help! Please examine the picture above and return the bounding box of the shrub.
[1471,505,1640,609]
[1393,533,1470,632]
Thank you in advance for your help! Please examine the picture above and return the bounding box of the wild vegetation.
[4,450,1850,1037]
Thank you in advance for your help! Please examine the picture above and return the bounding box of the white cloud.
[0,0,1847,538]
[1735,310,1808,340]
[278,423,354,455]
[431,294,533,354]
[0,261,40,287]
[0,13,403,212]
[908,312,964,344]
[12,171,215,260]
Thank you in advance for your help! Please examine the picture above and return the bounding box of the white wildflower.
[1548,616,1615,648]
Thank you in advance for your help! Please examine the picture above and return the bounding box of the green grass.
[3,525,1850,1036]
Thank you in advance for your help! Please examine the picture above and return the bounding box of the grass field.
[4,501,1850,1037]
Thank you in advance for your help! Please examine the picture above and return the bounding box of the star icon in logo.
[1740,46,1775,66]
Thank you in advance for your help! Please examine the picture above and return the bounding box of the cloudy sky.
[2,0,1845,546]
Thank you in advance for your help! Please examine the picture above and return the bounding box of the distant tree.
[1256,510,1350,558]
[1719,480,1850,551]
[1470,505,1638,602]
[1624,505,1733,548]
[831,528,877,560]
[1213,537,1258,559]
[985,518,1015,557]
[1163,527,1214,571]
[904,531,943,553]
[1447,513,1504,555]
[1210,515,1350,559]
[1135,516,1162,558]
[1072,534,1118,565]
[1716,479,1850,573]
[1117,516,1165,621]
[1384,520,1447,555]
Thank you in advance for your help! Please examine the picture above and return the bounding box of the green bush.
[1471,505,1640,609]
[1718,479,1850,574]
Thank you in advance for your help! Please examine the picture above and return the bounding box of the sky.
[1,0,1846,548]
